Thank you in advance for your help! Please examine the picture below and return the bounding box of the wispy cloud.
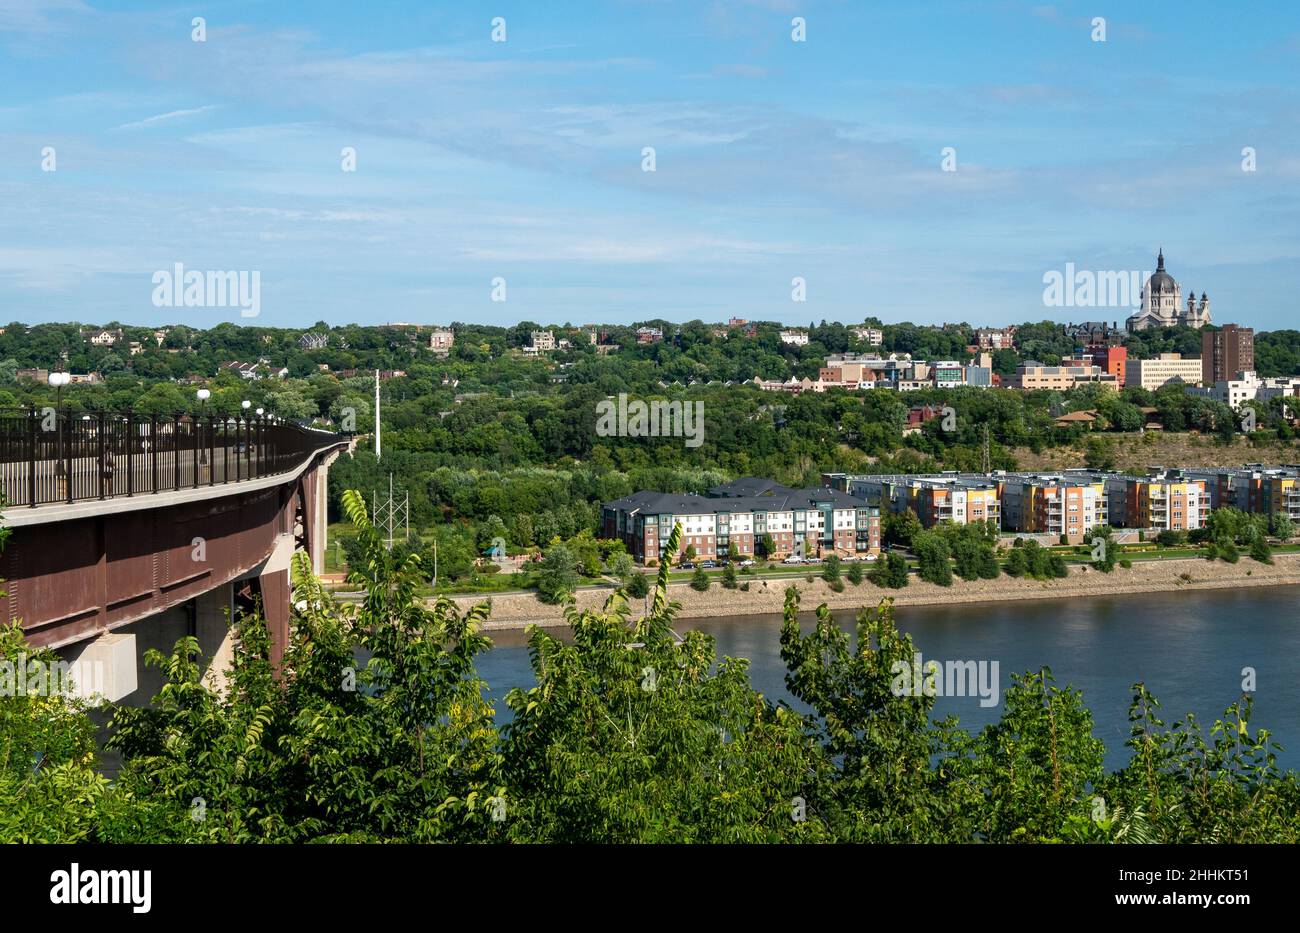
[113,105,219,131]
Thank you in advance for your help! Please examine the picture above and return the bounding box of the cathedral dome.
[1146,249,1176,293]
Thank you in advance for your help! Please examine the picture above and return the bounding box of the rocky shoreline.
[448,554,1300,630]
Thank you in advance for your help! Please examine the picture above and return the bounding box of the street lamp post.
[255,408,264,475]
[240,400,251,480]
[48,371,71,496]
[196,389,211,480]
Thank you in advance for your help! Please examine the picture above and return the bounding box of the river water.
[476,585,1300,771]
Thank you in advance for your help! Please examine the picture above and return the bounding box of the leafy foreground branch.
[3,501,1298,843]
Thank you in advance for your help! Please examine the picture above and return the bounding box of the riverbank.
[449,553,1300,630]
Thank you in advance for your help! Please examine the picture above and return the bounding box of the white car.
[782,555,804,565]
[739,559,755,567]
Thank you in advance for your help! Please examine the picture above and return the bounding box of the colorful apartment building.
[828,467,1217,537]
[1064,469,1207,532]
[998,474,1108,544]
[601,479,880,565]
[1184,465,1300,520]
[832,474,1001,529]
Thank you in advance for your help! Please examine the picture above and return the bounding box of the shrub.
[625,571,650,599]
[690,566,710,591]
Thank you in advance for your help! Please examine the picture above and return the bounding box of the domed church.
[1126,249,1211,331]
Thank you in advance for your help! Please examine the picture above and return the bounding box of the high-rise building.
[1202,324,1254,384]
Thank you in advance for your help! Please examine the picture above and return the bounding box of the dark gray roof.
[605,484,871,517]
[708,477,793,498]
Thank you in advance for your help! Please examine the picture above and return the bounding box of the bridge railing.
[0,408,348,508]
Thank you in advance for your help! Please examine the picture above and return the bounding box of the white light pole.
[196,388,211,467]
[48,371,71,484]
[47,370,70,406]
[374,369,381,460]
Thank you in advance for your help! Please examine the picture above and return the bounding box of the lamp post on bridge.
[241,400,252,480]
[48,371,71,495]
[196,389,211,481]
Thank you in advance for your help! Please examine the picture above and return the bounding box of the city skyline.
[2,1,1298,329]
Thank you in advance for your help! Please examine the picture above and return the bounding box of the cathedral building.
[1126,250,1212,332]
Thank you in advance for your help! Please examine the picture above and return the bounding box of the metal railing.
[0,408,348,508]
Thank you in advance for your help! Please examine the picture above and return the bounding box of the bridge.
[0,408,352,704]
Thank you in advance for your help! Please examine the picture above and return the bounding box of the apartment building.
[779,330,810,346]
[933,361,965,388]
[1202,324,1254,384]
[852,327,884,346]
[1189,371,1300,410]
[428,328,455,354]
[1184,465,1300,521]
[975,327,1016,350]
[818,359,878,387]
[602,479,880,564]
[1065,469,1206,532]
[1012,362,1118,391]
[1124,353,1203,391]
[999,473,1107,544]
[833,473,1001,529]
[528,330,556,352]
[823,466,1231,536]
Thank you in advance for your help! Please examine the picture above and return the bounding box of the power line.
[372,473,408,550]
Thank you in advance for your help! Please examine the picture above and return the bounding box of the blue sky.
[2,0,1298,330]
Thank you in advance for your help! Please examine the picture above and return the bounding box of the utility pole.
[374,369,381,461]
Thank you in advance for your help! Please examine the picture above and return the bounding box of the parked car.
[699,560,716,569]
[739,559,755,567]
[679,562,695,570]
[781,555,804,565]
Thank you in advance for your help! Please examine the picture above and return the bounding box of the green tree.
[105,490,503,842]
[871,552,910,589]
[913,532,953,587]
[537,543,580,603]
[1268,512,1296,541]
[500,526,828,842]
[625,570,650,599]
